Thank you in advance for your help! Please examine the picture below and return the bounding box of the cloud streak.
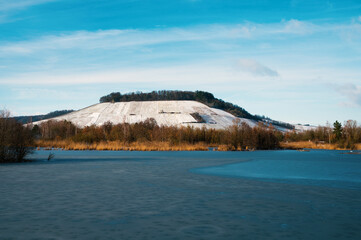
[238,59,279,77]
[0,20,322,55]
[1,19,359,62]
[0,0,57,12]
[0,64,254,86]
[1,19,360,87]
[337,83,361,107]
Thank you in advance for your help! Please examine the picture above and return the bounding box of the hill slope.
[99,90,294,129]
[100,90,255,119]
[33,101,258,130]
[14,110,74,124]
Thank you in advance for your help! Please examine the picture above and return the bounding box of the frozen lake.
[1,150,361,239]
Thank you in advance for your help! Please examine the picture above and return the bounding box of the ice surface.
[1,150,361,239]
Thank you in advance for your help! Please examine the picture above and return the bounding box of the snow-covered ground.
[294,124,318,132]
[33,101,258,129]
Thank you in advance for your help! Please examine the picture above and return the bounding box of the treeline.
[283,120,361,149]
[32,118,281,150]
[0,110,33,163]
[14,110,74,124]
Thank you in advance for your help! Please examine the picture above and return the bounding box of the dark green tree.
[333,120,342,141]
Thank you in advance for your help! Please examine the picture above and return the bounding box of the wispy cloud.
[238,59,279,77]
[13,87,75,100]
[0,0,57,12]
[272,19,316,35]
[0,64,251,86]
[1,19,360,86]
[1,18,358,59]
[0,28,220,54]
[337,83,361,107]
[0,20,320,55]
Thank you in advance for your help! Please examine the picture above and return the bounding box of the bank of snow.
[33,101,258,130]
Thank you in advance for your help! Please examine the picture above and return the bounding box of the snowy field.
[33,101,258,129]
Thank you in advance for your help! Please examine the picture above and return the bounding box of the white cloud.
[338,21,361,45]
[0,0,56,11]
[280,19,315,35]
[238,59,279,77]
[2,18,352,61]
[358,16,361,22]
[1,20,360,93]
[0,20,318,55]
[13,87,79,100]
[337,83,361,107]
[0,63,270,86]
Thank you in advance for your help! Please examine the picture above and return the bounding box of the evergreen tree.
[333,120,342,141]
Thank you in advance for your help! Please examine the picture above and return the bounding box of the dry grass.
[215,145,254,151]
[35,140,274,152]
[35,140,361,151]
[280,141,361,150]
[216,145,234,151]
[35,140,209,151]
[355,143,361,150]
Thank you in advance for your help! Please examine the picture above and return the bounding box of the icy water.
[1,150,361,239]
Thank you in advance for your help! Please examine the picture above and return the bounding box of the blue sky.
[0,0,360,125]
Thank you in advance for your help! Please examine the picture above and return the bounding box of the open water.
[1,150,361,239]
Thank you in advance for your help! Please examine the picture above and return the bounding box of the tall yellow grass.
[35,140,361,151]
[281,141,361,150]
[355,143,361,150]
[215,145,254,151]
[35,140,209,151]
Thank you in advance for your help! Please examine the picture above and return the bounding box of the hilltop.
[32,100,259,130]
[99,90,294,129]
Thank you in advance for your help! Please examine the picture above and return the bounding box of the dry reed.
[35,140,209,151]
[280,141,361,150]
[35,140,361,151]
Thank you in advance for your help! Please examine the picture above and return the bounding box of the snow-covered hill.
[294,124,317,131]
[33,100,259,129]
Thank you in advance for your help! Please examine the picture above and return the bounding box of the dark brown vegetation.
[29,119,361,151]
[32,118,281,151]
[0,110,34,163]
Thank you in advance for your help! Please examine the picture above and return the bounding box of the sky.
[0,0,360,125]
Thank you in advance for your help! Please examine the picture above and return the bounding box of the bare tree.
[0,109,34,163]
